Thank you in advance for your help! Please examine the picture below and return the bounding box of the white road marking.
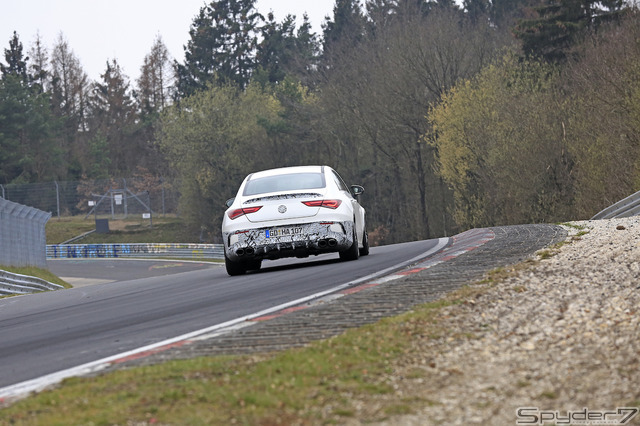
[0,237,450,403]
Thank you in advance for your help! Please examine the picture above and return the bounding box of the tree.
[323,0,367,55]
[28,33,49,92]
[137,35,173,115]
[255,13,320,85]
[176,0,263,96]
[428,54,573,228]
[365,0,398,31]
[0,31,28,82]
[319,5,507,240]
[291,14,322,85]
[514,0,627,62]
[50,34,90,178]
[88,59,138,177]
[489,0,540,30]
[158,83,283,239]
[564,12,640,217]
[365,0,464,36]
[136,36,175,175]
[255,13,299,84]
[0,74,29,183]
[0,32,60,183]
[464,0,490,23]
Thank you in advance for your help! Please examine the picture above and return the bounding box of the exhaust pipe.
[318,239,328,248]
[327,238,337,247]
[236,248,245,256]
[245,247,255,256]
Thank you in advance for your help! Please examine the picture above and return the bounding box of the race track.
[0,238,446,392]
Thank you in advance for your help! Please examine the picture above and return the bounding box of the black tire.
[339,225,360,261]
[359,228,370,256]
[225,253,246,276]
[246,259,262,271]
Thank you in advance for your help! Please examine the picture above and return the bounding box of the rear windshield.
[243,173,325,196]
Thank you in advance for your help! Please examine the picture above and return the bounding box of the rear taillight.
[302,199,342,209]
[228,206,262,220]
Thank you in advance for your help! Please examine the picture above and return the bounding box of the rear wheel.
[359,228,370,256]
[225,253,246,276]
[339,225,360,261]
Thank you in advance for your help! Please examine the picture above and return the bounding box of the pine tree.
[464,0,490,23]
[0,31,28,83]
[365,0,398,31]
[176,0,263,97]
[489,0,539,30]
[28,33,49,93]
[0,74,23,182]
[88,59,137,177]
[255,13,320,85]
[293,15,322,85]
[323,0,367,53]
[255,13,298,84]
[515,0,626,62]
[0,32,60,183]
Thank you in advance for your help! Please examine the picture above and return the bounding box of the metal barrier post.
[54,181,60,219]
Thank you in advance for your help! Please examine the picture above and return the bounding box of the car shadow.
[249,255,343,274]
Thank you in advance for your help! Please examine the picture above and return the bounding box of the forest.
[1,0,639,244]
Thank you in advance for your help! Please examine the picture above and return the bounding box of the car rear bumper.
[223,221,355,261]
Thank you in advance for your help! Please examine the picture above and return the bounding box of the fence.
[0,198,51,268]
[47,243,224,260]
[0,177,180,219]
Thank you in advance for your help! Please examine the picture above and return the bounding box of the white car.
[221,165,369,276]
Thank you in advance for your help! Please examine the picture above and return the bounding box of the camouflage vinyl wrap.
[223,221,355,261]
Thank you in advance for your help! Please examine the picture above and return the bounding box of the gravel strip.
[369,218,640,425]
[98,219,640,425]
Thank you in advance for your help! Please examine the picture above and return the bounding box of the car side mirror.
[350,185,364,198]
[225,198,235,208]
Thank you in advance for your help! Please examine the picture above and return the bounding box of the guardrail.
[0,270,64,296]
[47,243,224,260]
[591,189,640,220]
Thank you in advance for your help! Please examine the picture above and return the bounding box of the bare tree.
[565,12,640,217]
[137,35,174,114]
[134,36,176,175]
[319,5,509,240]
[50,33,90,178]
[50,33,89,131]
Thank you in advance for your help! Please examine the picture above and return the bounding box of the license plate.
[265,227,303,238]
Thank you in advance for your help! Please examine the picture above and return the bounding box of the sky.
[0,0,335,83]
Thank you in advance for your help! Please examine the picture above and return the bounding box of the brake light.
[227,206,262,220]
[302,199,342,209]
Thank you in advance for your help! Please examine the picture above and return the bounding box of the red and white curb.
[0,230,493,404]
[253,228,495,320]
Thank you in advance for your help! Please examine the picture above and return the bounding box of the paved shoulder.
[48,259,220,288]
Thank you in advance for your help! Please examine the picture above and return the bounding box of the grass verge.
[46,216,199,244]
[0,294,466,425]
[2,223,578,423]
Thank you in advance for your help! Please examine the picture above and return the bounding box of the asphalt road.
[0,238,444,390]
